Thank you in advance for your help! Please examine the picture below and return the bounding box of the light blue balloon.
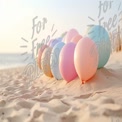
[50,42,65,80]
[87,25,111,68]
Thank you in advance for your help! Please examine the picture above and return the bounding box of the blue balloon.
[49,37,62,47]
[50,42,65,80]
[87,25,111,68]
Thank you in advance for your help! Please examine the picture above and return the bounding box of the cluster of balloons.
[37,25,111,83]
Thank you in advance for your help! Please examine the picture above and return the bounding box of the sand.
[0,52,122,122]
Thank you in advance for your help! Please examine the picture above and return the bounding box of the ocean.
[0,53,33,69]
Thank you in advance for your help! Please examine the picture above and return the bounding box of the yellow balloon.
[41,47,53,77]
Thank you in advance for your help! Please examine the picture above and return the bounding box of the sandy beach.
[0,52,122,122]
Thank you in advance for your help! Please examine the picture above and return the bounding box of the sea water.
[0,53,33,69]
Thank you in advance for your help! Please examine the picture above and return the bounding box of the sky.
[0,0,121,53]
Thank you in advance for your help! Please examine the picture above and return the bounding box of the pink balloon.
[59,42,77,82]
[63,29,79,43]
[37,45,48,69]
[71,34,82,44]
[74,37,98,83]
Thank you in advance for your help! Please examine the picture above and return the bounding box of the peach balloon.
[63,29,79,43]
[37,45,48,69]
[41,47,53,77]
[71,34,82,44]
[74,37,98,83]
[59,42,77,82]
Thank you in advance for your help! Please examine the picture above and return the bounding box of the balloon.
[50,38,62,47]
[87,25,111,68]
[71,34,82,44]
[47,39,54,46]
[41,47,53,77]
[74,37,98,83]
[50,42,65,80]
[63,29,79,43]
[37,45,48,69]
[59,42,77,82]
[61,31,67,38]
